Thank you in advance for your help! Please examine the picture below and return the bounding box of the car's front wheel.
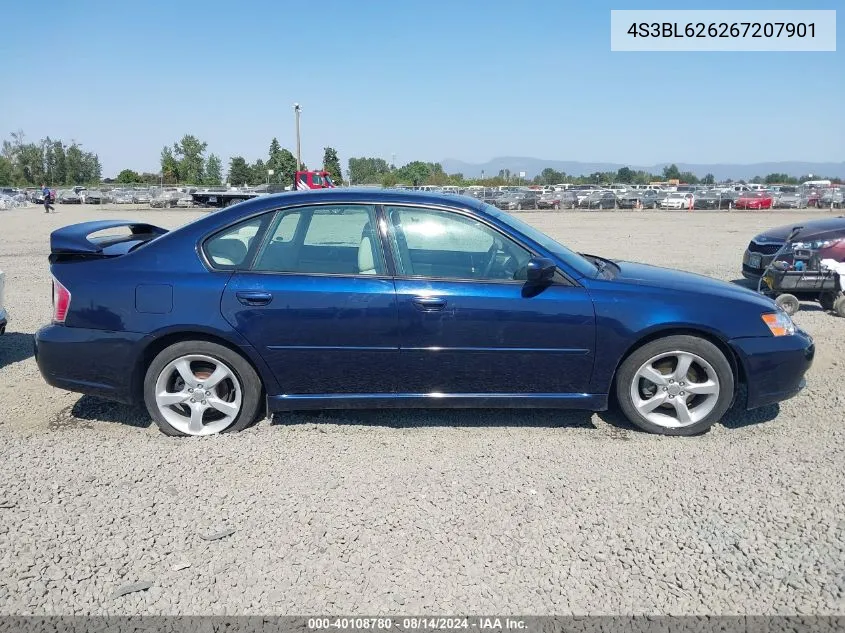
[615,335,734,436]
[143,340,264,436]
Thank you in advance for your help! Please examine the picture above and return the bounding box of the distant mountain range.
[439,157,845,181]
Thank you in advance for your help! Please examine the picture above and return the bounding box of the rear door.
[218,204,400,394]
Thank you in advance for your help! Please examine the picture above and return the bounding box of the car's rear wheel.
[143,341,264,436]
[616,335,734,436]
[820,292,837,311]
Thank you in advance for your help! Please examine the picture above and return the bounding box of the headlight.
[762,311,795,337]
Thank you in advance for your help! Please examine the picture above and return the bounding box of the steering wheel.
[482,238,503,278]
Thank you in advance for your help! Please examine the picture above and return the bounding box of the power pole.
[293,103,302,171]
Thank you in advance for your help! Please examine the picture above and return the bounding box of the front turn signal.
[762,311,795,337]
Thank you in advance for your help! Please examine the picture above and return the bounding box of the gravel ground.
[0,203,843,616]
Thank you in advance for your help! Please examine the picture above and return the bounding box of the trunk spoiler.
[50,220,168,254]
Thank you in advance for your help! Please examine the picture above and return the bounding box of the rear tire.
[775,293,800,316]
[820,292,836,311]
[615,335,734,436]
[143,340,264,437]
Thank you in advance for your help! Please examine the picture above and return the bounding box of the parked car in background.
[819,188,844,209]
[150,189,182,208]
[35,189,813,438]
[80,190,104,204]
[617,190,659,209]
[132,190,151,205]
[0,269,7,336]
[56,190,81,204]
[659,192,694,210]
[742,216,845,280]
[735,191,774,210]
[494,191,539,210]
[111,190,133,204]
[536,192,563,210]
[558,190,579,209]
[773,191,808,209]
[176,193,196,208]
[693,190,735,210]
[579,191,618,210]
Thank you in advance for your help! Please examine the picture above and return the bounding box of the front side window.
[385,206,531,281]
[253,205,385,276]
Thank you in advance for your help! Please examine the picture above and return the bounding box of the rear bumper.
[0,308,7,334]
[729,329,815,409]
[35,324,144,404]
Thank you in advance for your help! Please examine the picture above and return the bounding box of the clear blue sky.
[2,0,841,177]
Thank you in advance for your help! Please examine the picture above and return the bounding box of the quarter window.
[204,215,267,269]
[385,206,532,281]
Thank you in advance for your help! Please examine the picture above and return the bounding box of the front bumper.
[35,324,145,404]
[729,329,815,409]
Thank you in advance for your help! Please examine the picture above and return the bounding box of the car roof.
[201,188,492,227]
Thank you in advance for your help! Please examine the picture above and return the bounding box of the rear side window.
[253,205,385,276]
[204,215,267,269]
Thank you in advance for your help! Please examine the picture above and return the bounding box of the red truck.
[192,170,336,208]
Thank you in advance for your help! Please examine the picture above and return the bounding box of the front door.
[217,204,400,394]
[383,205,596,395]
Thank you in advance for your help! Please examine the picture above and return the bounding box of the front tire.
[143,340,264,436]
[615,335,734,436]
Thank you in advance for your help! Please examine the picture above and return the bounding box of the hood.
[754,216,845,242]
[608,260,775,308]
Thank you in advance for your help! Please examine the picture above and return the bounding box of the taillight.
[52,277,71,323]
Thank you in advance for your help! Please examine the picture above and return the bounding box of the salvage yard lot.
[0,204,843,615]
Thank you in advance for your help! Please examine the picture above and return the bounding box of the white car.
[0,270,7,335]
[660,192,694,210]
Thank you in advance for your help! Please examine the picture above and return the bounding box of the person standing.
[42,184,55,213]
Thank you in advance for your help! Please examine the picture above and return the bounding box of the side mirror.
[526,257,556,283]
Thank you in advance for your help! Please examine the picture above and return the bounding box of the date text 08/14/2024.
[626,22,815,39]
[307,618,528,630]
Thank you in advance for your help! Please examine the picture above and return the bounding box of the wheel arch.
[608,326,746,406]
[131,328,277,404]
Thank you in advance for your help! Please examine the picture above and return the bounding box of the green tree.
[322,147,343,184]
[204,154,223,185]
[702,173,715,185]
[116,169,141,184]
[160,146,179,184]
[173,135,207,184]
[396,161,432,186]
[616,167,634,183]
[348,157,390,185]
[251,158,267,183]
[51,140,66,185]
[0,156,12,186]
[227,156,251,185]
[662,164,681,181]
[679,171,699,184]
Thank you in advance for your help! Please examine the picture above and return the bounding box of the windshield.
[483,204,597,278]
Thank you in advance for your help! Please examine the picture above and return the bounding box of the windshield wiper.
[579,253,617,276]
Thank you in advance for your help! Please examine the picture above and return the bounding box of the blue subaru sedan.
[35,190,813,436]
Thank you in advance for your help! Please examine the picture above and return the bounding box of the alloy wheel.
[629,351,720,428]
[154,354,243,436]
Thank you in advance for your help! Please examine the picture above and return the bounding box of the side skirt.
[267,392,608,412]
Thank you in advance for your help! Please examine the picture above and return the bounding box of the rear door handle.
[236,291,273,306]
[411,296,447,311]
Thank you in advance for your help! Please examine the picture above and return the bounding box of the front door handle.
[411,296,447,311]
[236,291,273,306]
